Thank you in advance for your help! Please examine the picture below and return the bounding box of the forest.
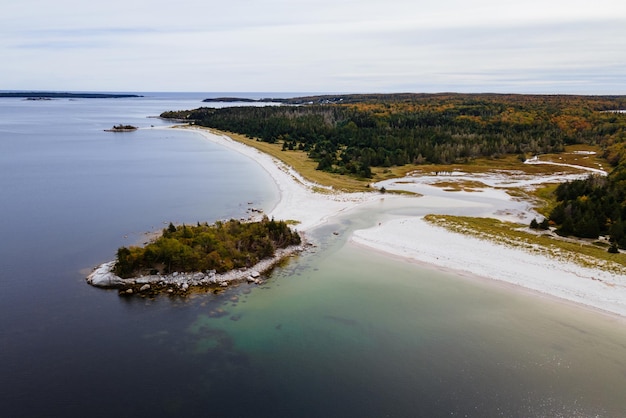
[162,93,626,248]
[162,93,626,177]
[548,170,626,250]
[114,217,301,278]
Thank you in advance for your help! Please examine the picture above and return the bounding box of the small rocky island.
[87,217,303,296]
[104,124,138,132]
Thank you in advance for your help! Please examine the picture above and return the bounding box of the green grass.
[197,127,374,192]
[424,215,626,274]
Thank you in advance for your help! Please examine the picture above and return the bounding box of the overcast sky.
[2,0,625,93]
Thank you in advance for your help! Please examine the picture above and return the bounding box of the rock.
[125,289,133,294]
[139,284,151,292]
[181,283,189,291]
[250,270,260,278]
[220,281,229,287]
[86,262,126,288]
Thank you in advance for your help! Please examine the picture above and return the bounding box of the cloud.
[2,0,625,92]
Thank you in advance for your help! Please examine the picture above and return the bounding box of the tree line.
[548,171,626,250]
[162,93,626,179]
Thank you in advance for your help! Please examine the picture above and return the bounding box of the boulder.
[87,262,126,288]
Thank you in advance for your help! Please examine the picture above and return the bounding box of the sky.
[2,0,626,94]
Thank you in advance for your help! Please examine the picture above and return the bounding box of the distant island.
[104,124,138,132]
[202,97,261,103]
[0,92,143,99]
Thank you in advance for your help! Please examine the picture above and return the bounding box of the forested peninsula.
[162,93,626,248]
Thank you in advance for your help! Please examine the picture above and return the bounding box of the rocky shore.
[87,245,305,296]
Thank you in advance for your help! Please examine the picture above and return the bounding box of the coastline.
[180,125,626,318]
[178,126,384,231]
[90,124,626,317]
[87,125,384,295]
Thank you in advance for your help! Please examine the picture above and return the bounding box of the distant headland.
[202,94,353,105]
[0,92,143,99]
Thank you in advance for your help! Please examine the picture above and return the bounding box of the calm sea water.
[1,93,626,417]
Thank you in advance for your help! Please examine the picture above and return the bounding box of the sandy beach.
[181,127,626,317]
[181,127,383,231]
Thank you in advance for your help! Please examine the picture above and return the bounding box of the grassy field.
[401,145,606,177]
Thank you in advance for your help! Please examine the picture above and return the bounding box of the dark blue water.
[2,93,626,418]
[0,94,281,417]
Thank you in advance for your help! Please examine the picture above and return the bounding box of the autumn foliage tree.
[162,93,626,178]
[113,217,301,278]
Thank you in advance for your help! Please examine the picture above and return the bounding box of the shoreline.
[348,236,626,323]
[178,126,385,232]
[350,216,626,318]
[87,125,383,295]
[181,125,626,319]
[92,124,626,318]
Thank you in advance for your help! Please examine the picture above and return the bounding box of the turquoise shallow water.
[1,94,626,417]
[181,216,626,417]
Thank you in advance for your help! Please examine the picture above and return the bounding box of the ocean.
[1,93,626,417]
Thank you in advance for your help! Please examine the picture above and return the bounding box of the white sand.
[183,127,383,231]
[183,127,626,317]
[352,217,626,317]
